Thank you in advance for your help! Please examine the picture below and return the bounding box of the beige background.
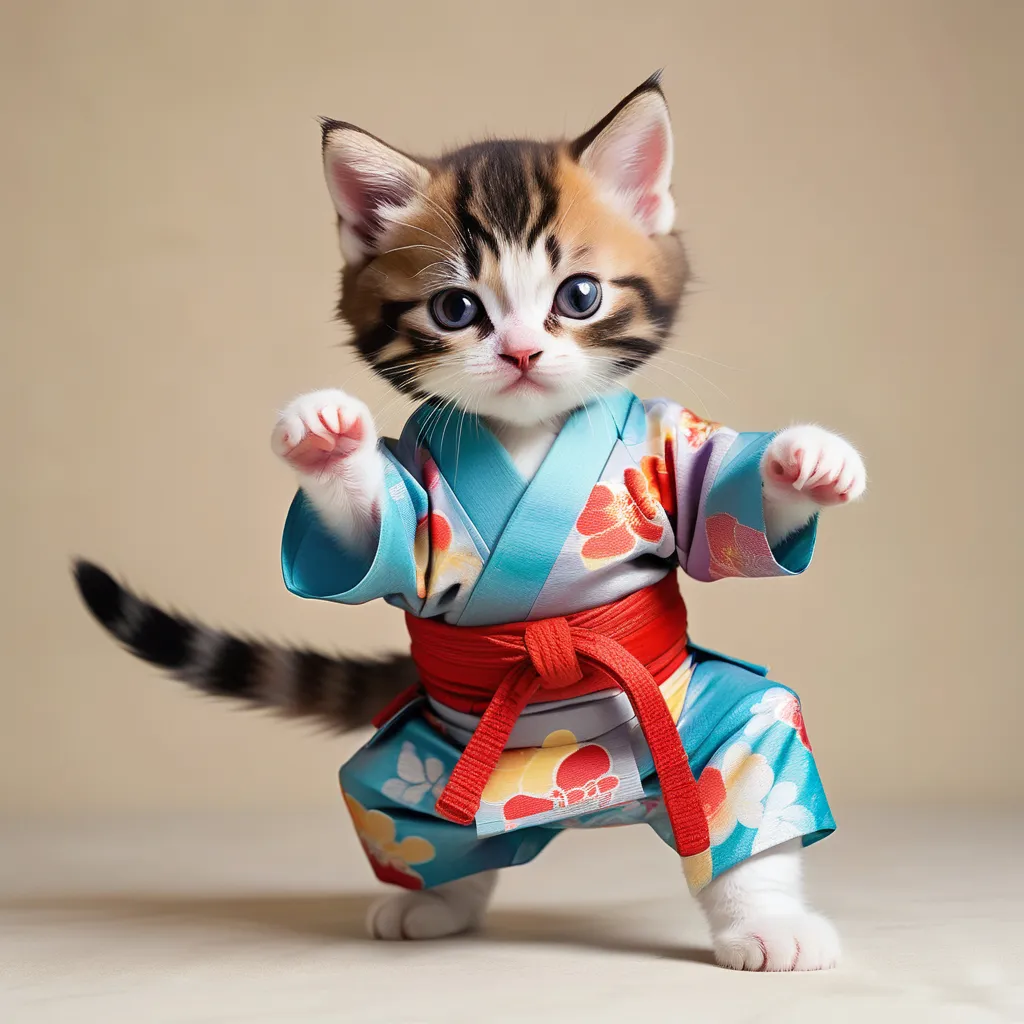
[2,0,1020,816]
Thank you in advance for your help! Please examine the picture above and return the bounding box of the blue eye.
[554,275,602,319]
[430,289,481,330]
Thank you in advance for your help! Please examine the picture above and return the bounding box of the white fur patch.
[416,231,623,427]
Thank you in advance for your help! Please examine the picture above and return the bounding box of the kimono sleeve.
[643,399,817,583]
[280,442,427,613]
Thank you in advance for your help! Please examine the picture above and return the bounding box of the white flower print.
[751,781,815,854]
[744,687,812,750]
[745,688,796,738]
[705,741,774,846]
[381,741,447,807]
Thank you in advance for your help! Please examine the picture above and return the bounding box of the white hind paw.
[365,873,495,941]
[712,912,840,972]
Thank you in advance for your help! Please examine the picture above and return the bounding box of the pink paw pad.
[274,400,369,475]
[769,458,801,483]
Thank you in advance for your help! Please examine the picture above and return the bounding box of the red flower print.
[576,471,667,570]
[417,511,452,552]
[679,408,722,450]
[774,693,812,751]
[788,703,812,751]
[706,513,778,580]
[549,744,620,809]
[697,765,727,821]
[576,483,620,536]
[364,847,426,889]
[623,468,664,532]
[503,793,558,821]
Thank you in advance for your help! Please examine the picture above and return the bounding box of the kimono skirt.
[336,596,835,896]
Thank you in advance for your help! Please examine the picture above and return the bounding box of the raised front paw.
[761,425,865,507]
[712,911,840,972]
[271,389,376,476]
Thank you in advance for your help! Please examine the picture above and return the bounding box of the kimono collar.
[404,391,638,550]
[405,391,641,626]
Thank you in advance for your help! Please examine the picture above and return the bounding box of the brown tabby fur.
[336,87,689,400]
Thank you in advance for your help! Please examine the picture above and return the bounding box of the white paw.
[712,911,840,972]
[761,425,865,507]
[366,889,484,941]
[271,388,376,476]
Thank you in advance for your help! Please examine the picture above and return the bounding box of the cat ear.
[321,120,431,263]
[570,72,675,235]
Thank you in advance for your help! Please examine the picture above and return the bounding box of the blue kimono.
[282,391,835,894]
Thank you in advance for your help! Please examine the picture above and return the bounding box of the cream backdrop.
[2,0,1020,815]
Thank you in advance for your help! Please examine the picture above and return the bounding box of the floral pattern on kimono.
[282,391,835,893]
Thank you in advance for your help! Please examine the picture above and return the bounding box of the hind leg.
[367,870,498,940]
[340,702,561,943]
[664,654,840,969]
[696,840,839,971]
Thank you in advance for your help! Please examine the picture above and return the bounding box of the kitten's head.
[323,73,688,425]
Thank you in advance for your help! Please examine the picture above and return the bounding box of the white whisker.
[376,243,451,259]
[408,186,462,237]
[389,220,454,249]
[553,189,581,234]
[412,259,458,280]
[454,406,468,487]
[657,347,742,371]
[645,354,729,403]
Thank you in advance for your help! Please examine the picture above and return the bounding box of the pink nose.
[498,348,543,373]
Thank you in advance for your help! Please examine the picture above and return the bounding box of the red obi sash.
[373,573,710,857]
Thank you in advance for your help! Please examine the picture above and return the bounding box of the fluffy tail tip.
[72,559,123,629]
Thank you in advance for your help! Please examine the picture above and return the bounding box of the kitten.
[75,73,863,971]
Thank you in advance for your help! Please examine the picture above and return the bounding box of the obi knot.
[523,617,583,689]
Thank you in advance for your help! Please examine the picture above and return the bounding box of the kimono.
[281,391,835,894]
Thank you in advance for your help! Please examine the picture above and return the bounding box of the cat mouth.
[500,376,549,395]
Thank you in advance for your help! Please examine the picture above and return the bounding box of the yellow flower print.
[696,741,773,847]
[343,792,435,889]
[413,508,483,602]
[481,730,580,805]
[682,848,713,893]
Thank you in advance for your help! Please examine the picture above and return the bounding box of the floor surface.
[2,809,1022,1022]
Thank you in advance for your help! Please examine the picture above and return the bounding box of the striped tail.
[72,560,416,731]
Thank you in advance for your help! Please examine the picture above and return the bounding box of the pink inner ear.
[626,124,668,191]
[329,163,378,232]
[328,158,414,236]
[331,164,375,243]
[330,163,372,223]
[635,192,661,222]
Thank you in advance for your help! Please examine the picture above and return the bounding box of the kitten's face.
[323,75,688,425]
